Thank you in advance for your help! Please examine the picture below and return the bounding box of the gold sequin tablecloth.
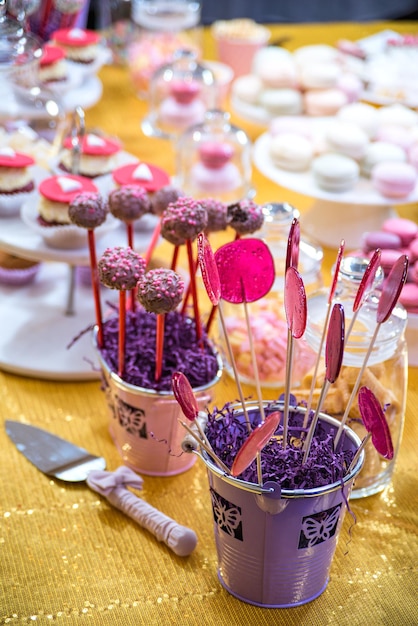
[1,22,418,626]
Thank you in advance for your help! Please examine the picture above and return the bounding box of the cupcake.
[21,174,116,249]
[39,44,68,86]
[56,132,122,191]
[0,252,41,286]
[0,147,36,216]
[52,28,101,65]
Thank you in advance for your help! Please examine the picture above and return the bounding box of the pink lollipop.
[98,247,146,378]
[214,238,275,303]
[231,411,281,478]
[282,266,307,448]
[285,217,300,272]
[335,253,409,446]
[68,191,109,348]
[137,269,184,381]
[305,239,345,428]
[357,386,394,458]
[345,248,382,341]
[303,303,345,462]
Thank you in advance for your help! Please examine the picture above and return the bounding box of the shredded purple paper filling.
[99,306,219,392]
[205,399,356,490]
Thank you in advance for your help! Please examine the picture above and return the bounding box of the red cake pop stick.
[334,254,408,447]
[68,192,110,348]
[283,266,307,449]
[98,247,146,378]
[137,269,185,381]
[186,240,202,341]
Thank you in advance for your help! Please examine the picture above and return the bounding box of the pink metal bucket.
[201,408,364,607]
[94,329,223,476]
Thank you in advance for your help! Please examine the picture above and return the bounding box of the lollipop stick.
[303,301,331,429]
[302,379,331,463]
[218,302,251,430]
[170,245,180,271]
[155,313,165,382]
[118,290,127,378]
[205,304,218,335]
[242,296,265,422]
[186,240,202,342]
[126,223,136,313]
[334,322,380,447]
[144,219,161,267]
[178,420,229,473]
[87,229,104,348]
[282,328,295,449]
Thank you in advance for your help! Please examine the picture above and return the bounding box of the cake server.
[5,420,197,557]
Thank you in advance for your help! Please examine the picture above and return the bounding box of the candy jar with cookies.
[303,254,408,498]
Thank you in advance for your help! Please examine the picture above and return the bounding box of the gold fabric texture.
[1,22,417,626]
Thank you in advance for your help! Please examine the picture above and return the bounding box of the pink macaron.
[371,162,417,199]
[362,229,402,253]
[382,217,418,246]
[408,237,418,263]
[399,281,418,313]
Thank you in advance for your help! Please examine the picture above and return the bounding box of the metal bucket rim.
[200,402,365,498]
[92,325,224,397]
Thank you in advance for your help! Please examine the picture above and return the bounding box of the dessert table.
[1,21,417,625]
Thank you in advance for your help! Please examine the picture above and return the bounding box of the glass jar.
[175,109,252,203]
[304,255,408,499]
[216,202,323,390]
[129,0,202,98]
[141,48,215,139]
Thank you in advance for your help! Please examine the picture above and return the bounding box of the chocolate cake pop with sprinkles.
[137,268,184,314]
[98,246,146,291]
[227,199,265,235]
[68,192,108,229]
[108,184,151,223]
[151,185,185,217]
[161,197,208,246]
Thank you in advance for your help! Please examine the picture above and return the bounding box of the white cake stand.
[253,132,418,250]
[0,211,159,380]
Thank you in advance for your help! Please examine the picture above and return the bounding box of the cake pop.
[202,198,228,233]
[68,191,109,347]
[98,246,146,291]
[137,268,184,315]
[109,185,151,223]
[98,246,146,378]
[137,268,185,380]
[68,191,108,229]
[151,185,185,217]
[227,199,265,237]
[161,197,208,247]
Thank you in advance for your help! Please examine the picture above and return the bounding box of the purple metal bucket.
[94,328,223,476]
[201,408,364,607]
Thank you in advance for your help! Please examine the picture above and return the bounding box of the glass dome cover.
[141,48,216,139]
[175,108,253,203]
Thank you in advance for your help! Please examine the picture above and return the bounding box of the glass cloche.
[141,48,216,140]
[175,109,253,203]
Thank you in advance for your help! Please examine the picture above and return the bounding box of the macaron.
[231,74,263,105]
[382,217,418,246]
[303,88,348,117]
[362,230,402,253]
[325,121,369,160]
[375,125,415,151]
[299,62,340,90]
[337,102,379,139]
[371,162,417,199]
[377,103,418,129]
[312,153,359,192]
[360,141,407,178]
[259,88,303,116]
[399,282,418,313]
[269,133,314,171]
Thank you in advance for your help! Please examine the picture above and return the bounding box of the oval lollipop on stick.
[68,191,109,348]
[283,266,307,448]
[215,238,275,433]
[347,385,394,472]
[231,410,281,480]
[98,247,146,378]
[304,239,345,428]
[334,254,409,447]
[172,371,229,473]
[137,268,184,382]
[345,248,382,341]
[285,217,300,272]
[197,233,250,428]
[303,302,345,462]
